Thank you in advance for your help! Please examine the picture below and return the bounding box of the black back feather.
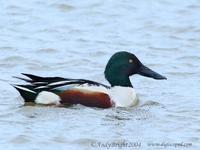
[16,73,110,90]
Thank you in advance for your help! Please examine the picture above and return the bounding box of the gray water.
[0,0,200,149]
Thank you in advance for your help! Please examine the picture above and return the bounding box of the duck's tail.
[12,84,37,102]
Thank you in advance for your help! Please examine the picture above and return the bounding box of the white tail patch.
[13,85,36,94]
[35,91,61,105]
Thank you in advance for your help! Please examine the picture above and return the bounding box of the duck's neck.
[106,75,133,87]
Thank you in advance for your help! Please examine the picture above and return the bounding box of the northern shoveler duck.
[12,51,167,108]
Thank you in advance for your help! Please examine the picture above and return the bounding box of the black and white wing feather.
[14,73,110,91]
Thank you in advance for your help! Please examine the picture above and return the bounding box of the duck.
[12,51,167,108]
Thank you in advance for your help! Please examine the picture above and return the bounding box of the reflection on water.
[0,0,200,149]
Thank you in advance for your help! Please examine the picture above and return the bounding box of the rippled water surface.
[0,0,200,149]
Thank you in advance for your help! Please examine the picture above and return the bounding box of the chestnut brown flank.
[59,90,112,108]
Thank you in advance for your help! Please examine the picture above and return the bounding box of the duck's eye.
[129,59,133,63]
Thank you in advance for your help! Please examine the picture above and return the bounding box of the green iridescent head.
[104,51,167,87]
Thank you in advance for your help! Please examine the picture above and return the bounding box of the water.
[0,0,200,149]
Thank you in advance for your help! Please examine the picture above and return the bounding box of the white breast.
[109,86,138,107]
